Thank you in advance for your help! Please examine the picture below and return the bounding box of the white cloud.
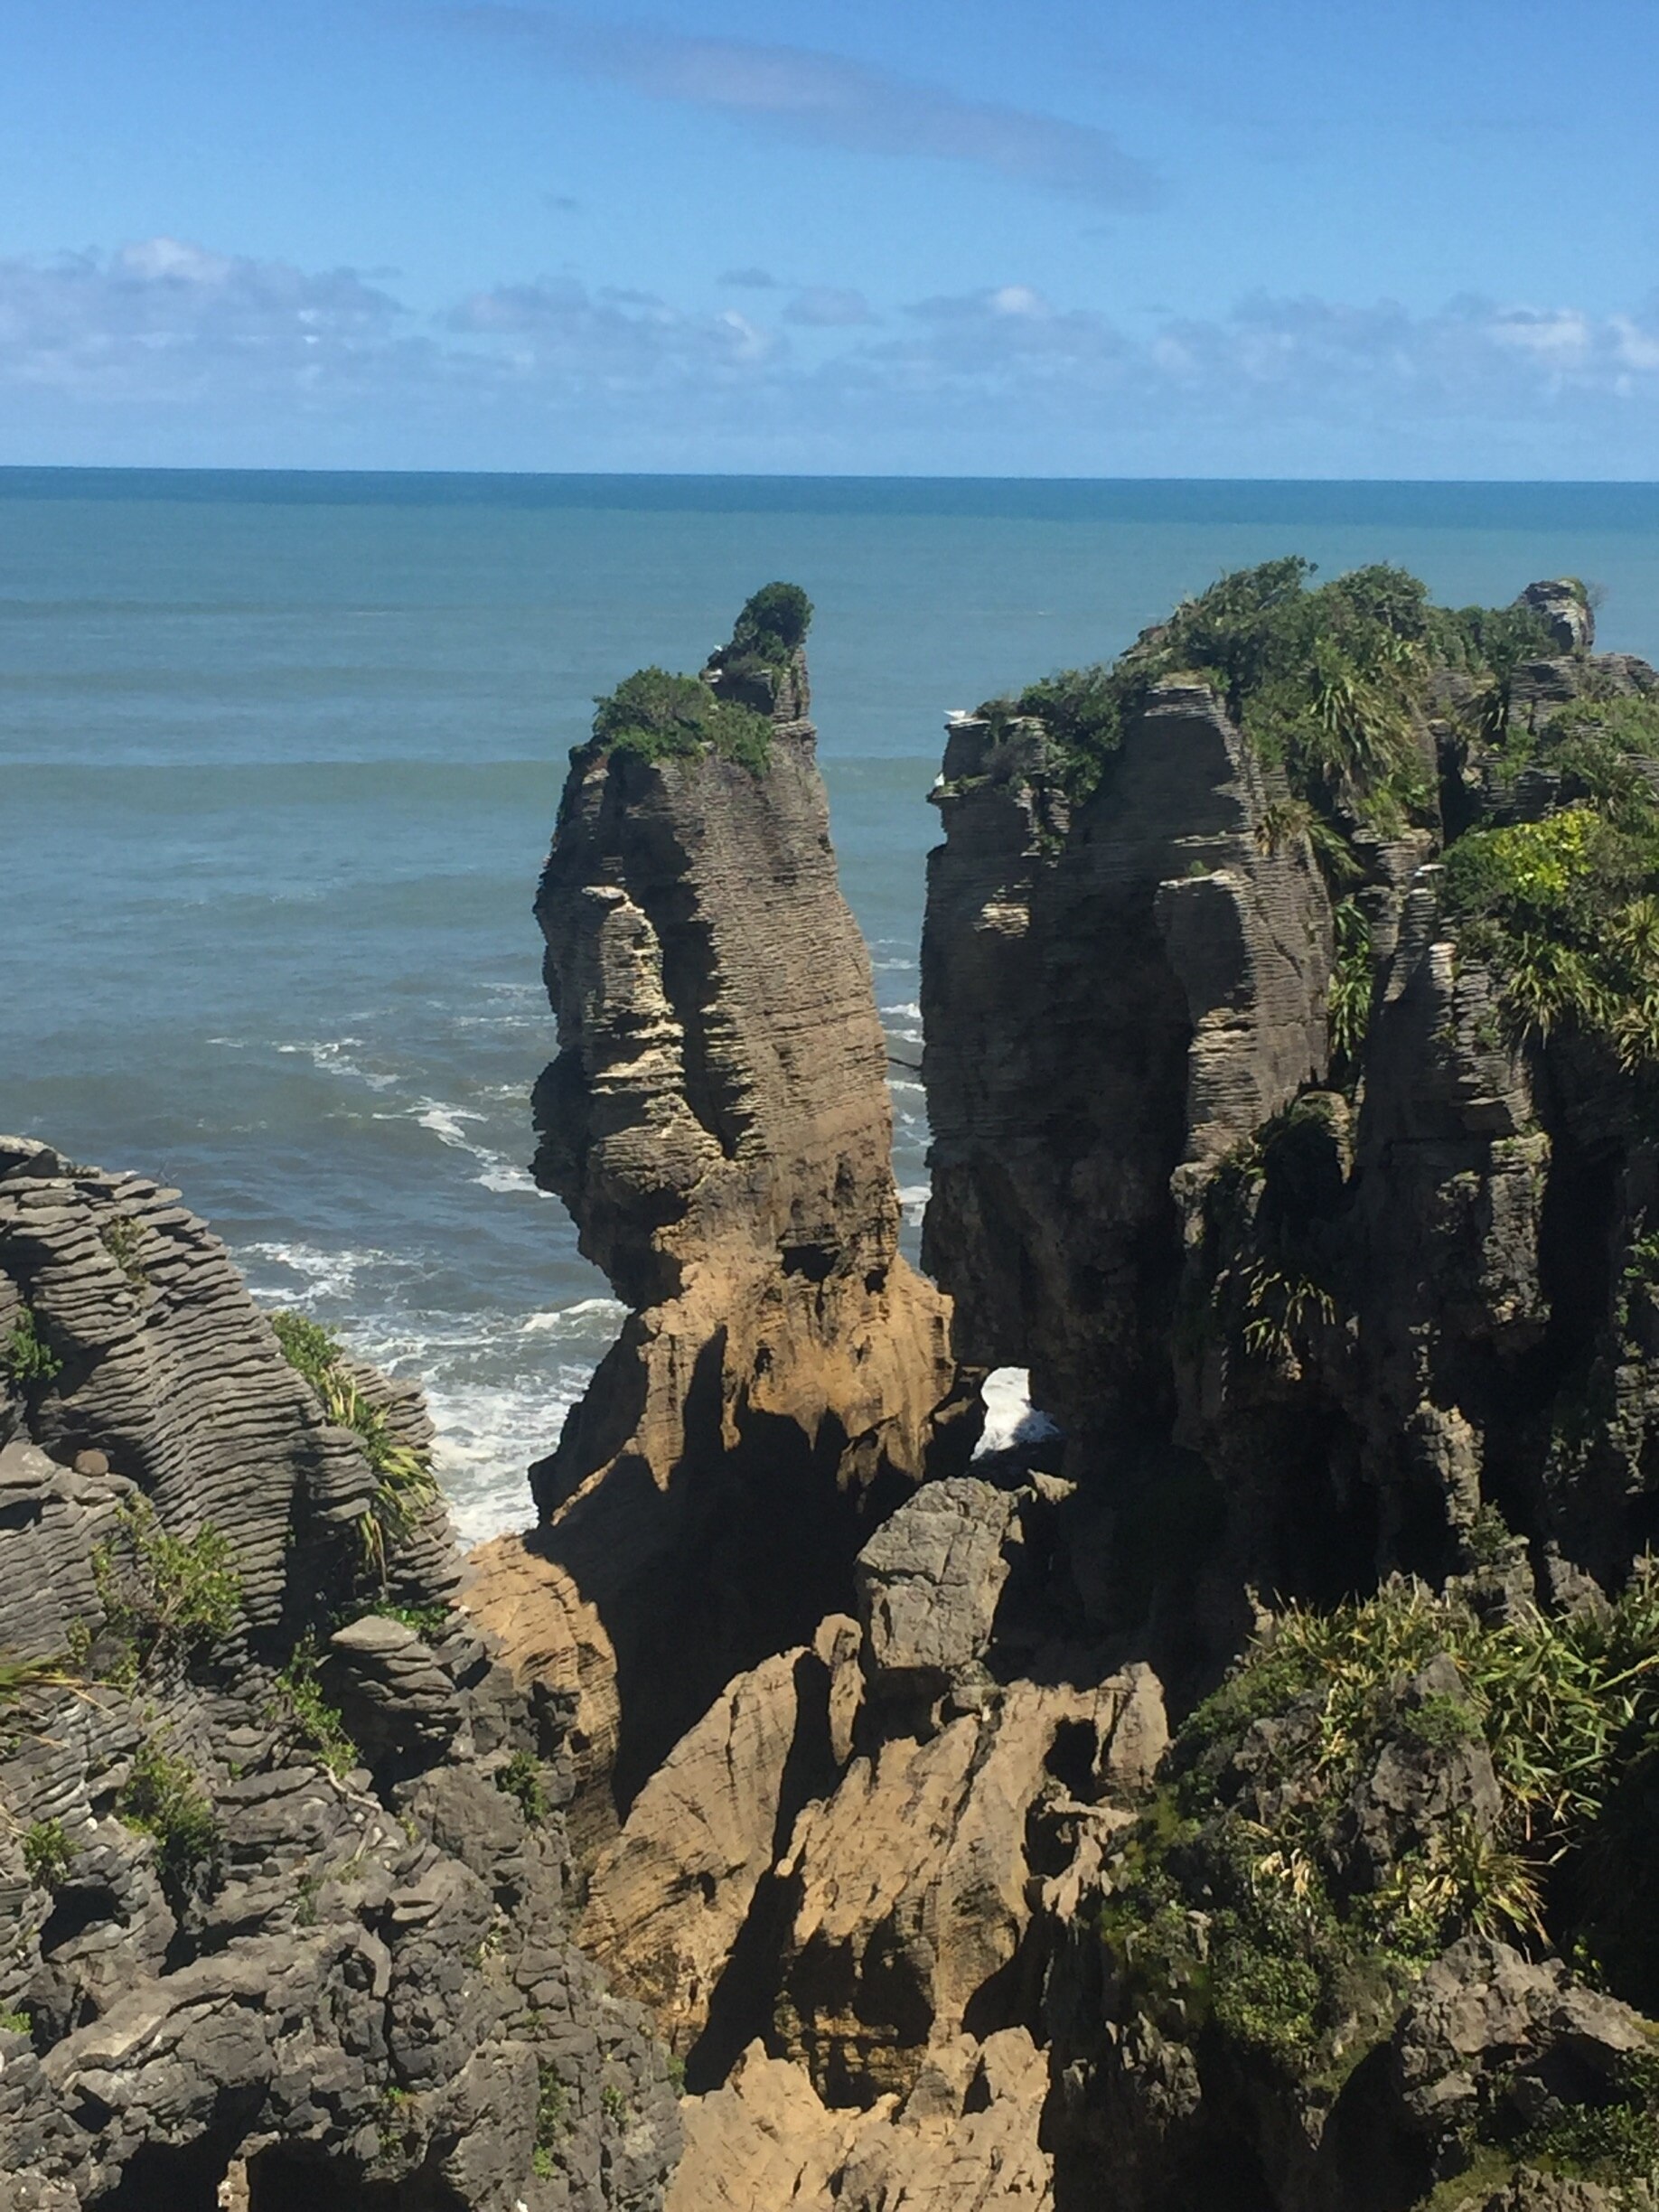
[9,238,1659,475]
[452,7,1164,209]
[0,240,411,407]
[445,276,780,381]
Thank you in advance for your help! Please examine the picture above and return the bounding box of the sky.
[4,0,1659,476]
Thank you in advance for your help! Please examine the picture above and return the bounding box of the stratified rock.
[921,590,1659,1664]
[577,1623,858,2059]
[328,1613,464,1767]
[0,1142,680,2209]
[469,604,961,1833]
[1518,579,1594,655]
[922,684,1332,1455]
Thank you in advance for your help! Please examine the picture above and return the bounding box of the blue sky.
[5,0,1659,474]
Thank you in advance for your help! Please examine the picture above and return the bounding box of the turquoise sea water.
[5,470,1659,1540]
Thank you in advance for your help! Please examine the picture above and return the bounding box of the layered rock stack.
[922,680,1335,1450]
[16,567,1659,2212]
[467,597,961,1835]
[489,572,1659,2212]
[0,1138,680,2209]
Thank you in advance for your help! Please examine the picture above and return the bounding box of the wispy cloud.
[11,237,1659,475]
[719,267,779,290]
[785,286,876,328]
[451,5,1164,209]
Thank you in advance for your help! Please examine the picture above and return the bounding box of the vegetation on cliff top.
[587,666,775,773]
[1442,711,1659,1071]
[979,556,1561,832]
[580,580,813,776]
[978,559,1659,1075]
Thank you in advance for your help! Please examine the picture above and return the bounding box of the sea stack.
[467,588,961,1835]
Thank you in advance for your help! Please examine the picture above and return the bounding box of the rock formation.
[467,594,961,1837]
[922,573,1659,1673]
[923,679,1334,1455]
[16,562,1659,2211]
[488,567,1659,2212]
[0,1137,680,2208]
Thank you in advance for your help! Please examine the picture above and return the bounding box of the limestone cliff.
[468,592,961,1837]
[923,574,1659,1674]
[0,1138,680,2209]
[923,679,1334,1454]
[526,567,1659,2212]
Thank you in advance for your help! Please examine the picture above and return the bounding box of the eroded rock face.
[0,1139,680,2209]
[468,614,961,1832]
[566,1450,1163,2188]
[922,611,1659,1667]
[576,1620,859,2062]
[923,687,1332,1454]
[666,2029,1054,2212]
[856,1476,1019,1699]
[774,1665,1164,2108]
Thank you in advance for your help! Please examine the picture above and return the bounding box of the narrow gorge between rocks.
[8,567,1659,2212]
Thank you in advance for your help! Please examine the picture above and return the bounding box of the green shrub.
[270,1639,358,1778]
[974,558,1457,849]
[23,1818,70,1890]
[591,667,717,759]
[370,1600,451,1642]
[600,2079,629,2126]
[3,1308,61,1387]
[532,2058,569,2176]
[118,1739,221,1902]
[1516,2095,1659,2185]
[1443,796,1659,1067]
[1327,898,1373,1072]
[0,1650,77,1720]
[495,1748,550,1824]
[1093,1567,1659,2093]
[1182,1570,1659,1921]
[725,579,812,669]
[0,2008,30,2036]
[99,1214,148,1288]
[271,1310,439,1580]
[586,664,774,774]
[91,1497,240,1674]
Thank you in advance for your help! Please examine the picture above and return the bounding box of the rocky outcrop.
[922,683,1333,1457]
[666,2029,1052,2212]
[575,1619,859,2062]
[568,1455,1164,2199]
[468,601,961,1836]
[0,1137,680,2208]
[921,587,1659,1672]
[773,1662,1163,2109]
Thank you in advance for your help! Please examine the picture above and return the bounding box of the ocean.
[5,469,1659,1543]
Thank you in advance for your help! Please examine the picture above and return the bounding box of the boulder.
[855,1477,1019,1696]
